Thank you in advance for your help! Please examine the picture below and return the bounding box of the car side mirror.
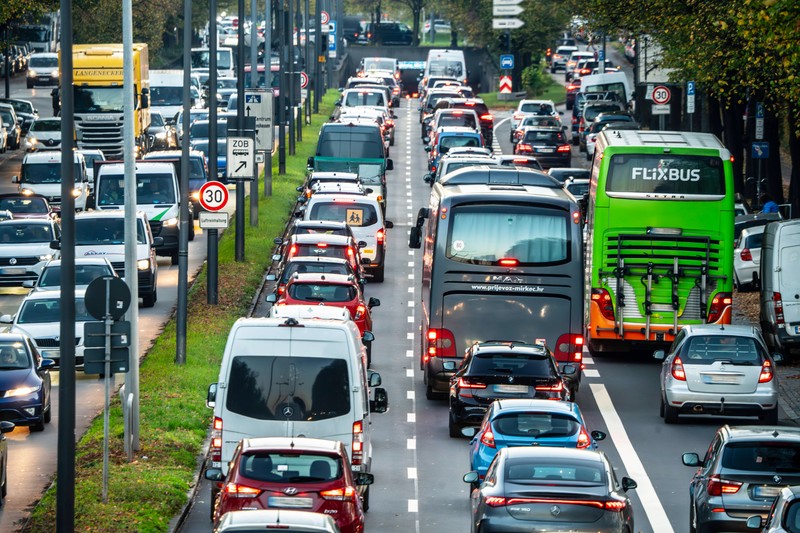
[296,185,304,192]
[0,314,12,324]
[369,387,388,413]
[361,257,371,265]
[307,156,314,168]
[442,360,457,371]
[561,363,577,375]
[141,93,149,108]
[266,293,277,303]
[12,176,19,184]
[152,236,164,248]
[204,467,224,481]
[423,137,430,144]
[463,471,479,484]
[773,352,784,363]
[271,254,282,261]
[266,273,276,281]
[461,426,478,438]
[746,516,763,529]
[682,452,701,467]
[368,369,381,386]
[385,221,393,229]
[362,331,375,343]
[206,383,217,408]
[386,159,393,171]
[653,350,666,361]
[0,421,15,434]
[409,226,422,249]
[368,297,380,309]
[22,280,34,288]
[273,237,284,245]
[353,472,374,486]
[50,239,61,250]
[591,430,607,441]
[40,359,56,371]
[621,477,637,491]
[424,145,432,152]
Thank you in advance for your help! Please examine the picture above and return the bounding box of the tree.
[392,0,425,45]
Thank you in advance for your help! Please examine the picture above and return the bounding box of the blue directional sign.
[687,81,695,95]
[752,142,769,159]
[328,21,337,52]
[245,94,262,104]
[756,102,765,119]
[500,54,514,69]
[597,49,605,61]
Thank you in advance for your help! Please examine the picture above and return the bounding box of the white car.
[23,257,116,292]
[510,99,558,140]
[24,117,61,152]
[0,289,91,368]
[734,225,765,291]
[0,219,59,286]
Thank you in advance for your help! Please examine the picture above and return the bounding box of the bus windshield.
[605,154,725,196]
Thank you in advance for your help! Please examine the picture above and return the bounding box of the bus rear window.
[309,202,379,226]
[447,205,569,265]
[606,154,725,196]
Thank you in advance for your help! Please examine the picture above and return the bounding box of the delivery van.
[205,308,388,503]
[759,219,800,355]
[579,71,633,108]
[14,151,90,211]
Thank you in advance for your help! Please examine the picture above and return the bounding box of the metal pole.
[304,0,310,125]
[208,0,220,304]
[264,0,274,196]
[278,0,287,174]
[313,0,321,113]
[56,0,76,525]
[176,0,192,364]
[236,0,247,260]
[249,0,259,227]
[288,0,296,155]
[122,0,140,452]
[102,288,111,503]
[297,0,303,142]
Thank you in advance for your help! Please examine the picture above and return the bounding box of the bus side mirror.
[386,159,393,171]
[409,226,422,249]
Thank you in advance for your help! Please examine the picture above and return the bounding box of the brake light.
[385,119,394,126]
[316,242,328,248]
[567,84,578,91]
[513,113,524,120]
[740,248,752,261]
[759,359,774,383]
[480,114,493,121]
[707,292,732,322]
[347,246,355,258]
[498,257,518,266]
[277,285,285,295]
[210,416,223,462]
[321,486,357,501]
[572,115,578,124]
[604,500,627,511]
[223,483,262,498]
[671,357,686,381]
[425,328,457,361]
[591,288,615,321]
[496,497,624,510]
[554,333,584,362]
[352,420,364,465]
[557,145,571,153]
[774,292,785,324]
[535,381,564,392]
[287,244,297,258]
[377,228,385,245]
[486,496,506,507]
[516,143,532,153]
[577,427,591,448]
[512,158,529,164]
[480,428,496,448]
[707,475,742,496]
[457,377,487,398]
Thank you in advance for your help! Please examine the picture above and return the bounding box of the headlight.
[28,69,37,77]
[155,132,167,139]
[39,254,53,262]
[72,188,82,197]
[4,385,39,398]
[137,259,150,270]
[21,189,34,196]
[52,69,59,77]
[191,192,200,201]
[163,217,179,227]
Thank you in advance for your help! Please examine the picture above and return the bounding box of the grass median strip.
[23,91,338,532]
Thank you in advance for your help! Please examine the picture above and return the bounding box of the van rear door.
[779,237,800,330]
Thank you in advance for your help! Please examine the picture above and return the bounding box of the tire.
[27,80,33,89]
[390,135,395,147]
[371,264,384,283]
[366,342,372,368]
[189,223,195,242]
[586,150,592,161]
[448,411,462,438]
[572,136,579,146]
[664,403,679,424]
[760,406,779,425]
[425,384,437,401]
[44,401,52,423]
[30,417,45,432]
[142,287,157,308]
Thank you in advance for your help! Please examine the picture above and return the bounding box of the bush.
[522,63,548,95]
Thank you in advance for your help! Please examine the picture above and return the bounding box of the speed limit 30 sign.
[652,85,671,105]
[199,181,229,212]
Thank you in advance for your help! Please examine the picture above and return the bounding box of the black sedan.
[463,447,637,533]
[0,333,55,432]
[146,111,177,151]
[447,341,575,438]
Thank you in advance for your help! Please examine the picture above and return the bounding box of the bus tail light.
[740,248,753,261]
[351,420,364,465]
[671,356,686,381]
[211,416,223,462]
[591,288,615,321]
[774,292,785,324]
[555,334,584,362]
[557,145,571,153]
[759,359,774,383]
[707,292,732,323]
[426,328,457,361]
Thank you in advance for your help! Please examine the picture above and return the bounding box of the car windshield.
[75,218,146,245]
[549,169,590,183]
[17,298,92,324]
[22,162,82,184]
[0,223,52,243]
[505,458,606,485]
[0,342,30,370]
[566,181,590,197]
[287,282,356,303]
[680,335,764,365]
[30,56,58,69]
[493,413,580,438]
[31,119,60,132]
[468,352,553,376]
[238,452,343,483]
[150,113,165,127]
[38,264,112,287]
[0,197,49,215]
[722,442,800,472]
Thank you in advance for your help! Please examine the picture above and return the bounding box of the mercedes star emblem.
[8,258,17,265]
[282,405,294,418]
[283,487,298,495]
[550,504,561,516]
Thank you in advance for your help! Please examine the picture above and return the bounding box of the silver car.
[746,485,800,531]
[654,324,782,424]
[683,425,800,533]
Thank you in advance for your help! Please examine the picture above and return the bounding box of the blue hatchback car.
[425,127,484,174]
[0,333,55,432]
[465,399,606,479]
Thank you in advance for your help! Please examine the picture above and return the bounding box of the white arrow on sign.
[492,18,525,29]
[493,0,524,5]
[493,5,523,16]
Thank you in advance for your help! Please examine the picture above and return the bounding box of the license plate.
[267,496,314,508]
[702,374,742,384]
[41,350,59,358]
[362,248,374,255]
[1,268,27,275]
[794,326,800,335]
[535,147,555,153]
[494,384,528,394]
[753,486,782,499]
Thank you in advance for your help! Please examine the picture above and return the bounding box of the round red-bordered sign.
[652,85,671,105]
[320,11,330,24]
[300,71,309,89]
[199,181,229,212]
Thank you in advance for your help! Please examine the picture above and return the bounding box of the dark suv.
[447,341,576,437]
[434,98,494,145]
[683,425,800,532]
[366,22,413,45]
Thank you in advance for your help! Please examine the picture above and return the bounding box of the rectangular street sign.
[493,5,523,16]
[84,347,129,375]
[492,18,524,29]
[755,102,765,140]
[687,81,695,114]
[227,137,255,179]
[199,211,230,229]
[84,321,131,348]
[752,142,769,159]
[244,89,274,151]
[651,104,670,115]
[493,0,524,5]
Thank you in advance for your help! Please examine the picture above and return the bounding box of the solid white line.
[583,369,600,378]
[589,384,674,533]
[407,467,417,479]
[407,438,416,450]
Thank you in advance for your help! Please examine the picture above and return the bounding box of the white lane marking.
[407,438,416,450]
[407,412,415,423]
[408,251,415,256]
[408,499,418,513]
[408,261,415,267]
[583,356,595,364]
[406,369,414,377]
[583,369,600,378]
[408,315,414,323]
[408,301,415,307]
[408,287,414,293]
[406,349,414,358]
[407,390,415,400]
[589,384,674,533]
[408,273,414,279]
[407,332,414,340]
[407,467,417,479]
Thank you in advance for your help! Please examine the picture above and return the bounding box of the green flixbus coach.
[585,130,735,354]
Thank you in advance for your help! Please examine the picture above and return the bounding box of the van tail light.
[591,288,615,321]
[321,486,357,501]
[480,114,493,121]
[457,377,487,398]
[557,144,571,153]
[351,420,364,465]
[355,304,366,320]
[759,359,774,383]
[480,428,496,448]
[774,292,785,324]
[707,474,742,496]
[425,328,457,362]
[554,334,583,362]
[577,427,591,448]
[223,483,262,498]
[211,416,223,462]
[516,143,533,153]
[707,292,732,323]
[740,248,753,261]
[377,228,385,245]
[671,356,686,381]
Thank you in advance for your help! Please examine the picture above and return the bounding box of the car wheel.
[586,150,592,161]
[760,406,779,425]
[27,80,34,88]
[566,101,573,110]
[572,136,579,146]
[30,417,45,432]
[142,287,157,308]
[371,264,384,283]
[664,403,679,424]
[390,135,395,147]
[448,411,462,438]
[425,384,438,401]
[366,342,372,368]
[44,401,52,423]
[189,223,195,242]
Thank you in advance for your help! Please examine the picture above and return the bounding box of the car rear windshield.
[606,154,725,197]
[226,356,351,421]
[238,452,343,483]
[189,121,228,139]
[317,128,384,159]
[583,104,625,121]
[722,442,800,472]
[492,412,580,438]
[438,114,478,129]
[440,135,481,151]
[281,262,351,284]
[520,102,554,114]
[344,91,385,107]
[744,232,764,249]
[0,197,49,214]
[468,352,554,376]
[29,56,58,69]
[523,130,565,144]
[679,335,764,365]
[549,169,590,183]
[18,298,92,324]
[288,282,356,303]
[505,457,606,485]
[309,202,379,227]
[521,116,561,128]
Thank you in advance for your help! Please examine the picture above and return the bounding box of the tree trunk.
[765,105,784,203]
[708,94,723,141]
[788,104,800,219]
[412,8,420,46]
[722,102,745,195]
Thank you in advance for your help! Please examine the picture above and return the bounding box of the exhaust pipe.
[693,404,704,413]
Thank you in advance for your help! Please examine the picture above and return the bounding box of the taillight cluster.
[425,328,457,361]
[759,359,774,383]
[557,145,571,153]
[354,304,366,320]
[211,416,223,462]
[591,288,615,321]
[554,334,584,362]
[515,143,533,153]
[480,427,495,448]
[740,248,753,262]
[377,228,385,245]
[707,292,732,323]
[223,482,261,498]
[576,427,591,448]
[486,497,626,511]
[352,420,364,465]
[671,357,686,381]
[773,292,784,324]
[707,474,742,496]
[321,486,357,501]
[457,377,487,398]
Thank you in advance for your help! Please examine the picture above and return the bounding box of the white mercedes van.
[759,219,800,355]
[206,308,387,506]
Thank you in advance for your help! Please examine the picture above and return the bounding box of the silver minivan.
[759,219,800,355]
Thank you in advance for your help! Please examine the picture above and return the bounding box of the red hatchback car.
[206,437,373,533]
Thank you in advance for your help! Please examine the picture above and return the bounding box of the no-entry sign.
[199,181,229,212]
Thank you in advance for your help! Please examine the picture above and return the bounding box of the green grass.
[479,71,566,111]
[418,32,460,47]
[22,90,340,533]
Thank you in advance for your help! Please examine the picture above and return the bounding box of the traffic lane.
[4,71,58,118]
